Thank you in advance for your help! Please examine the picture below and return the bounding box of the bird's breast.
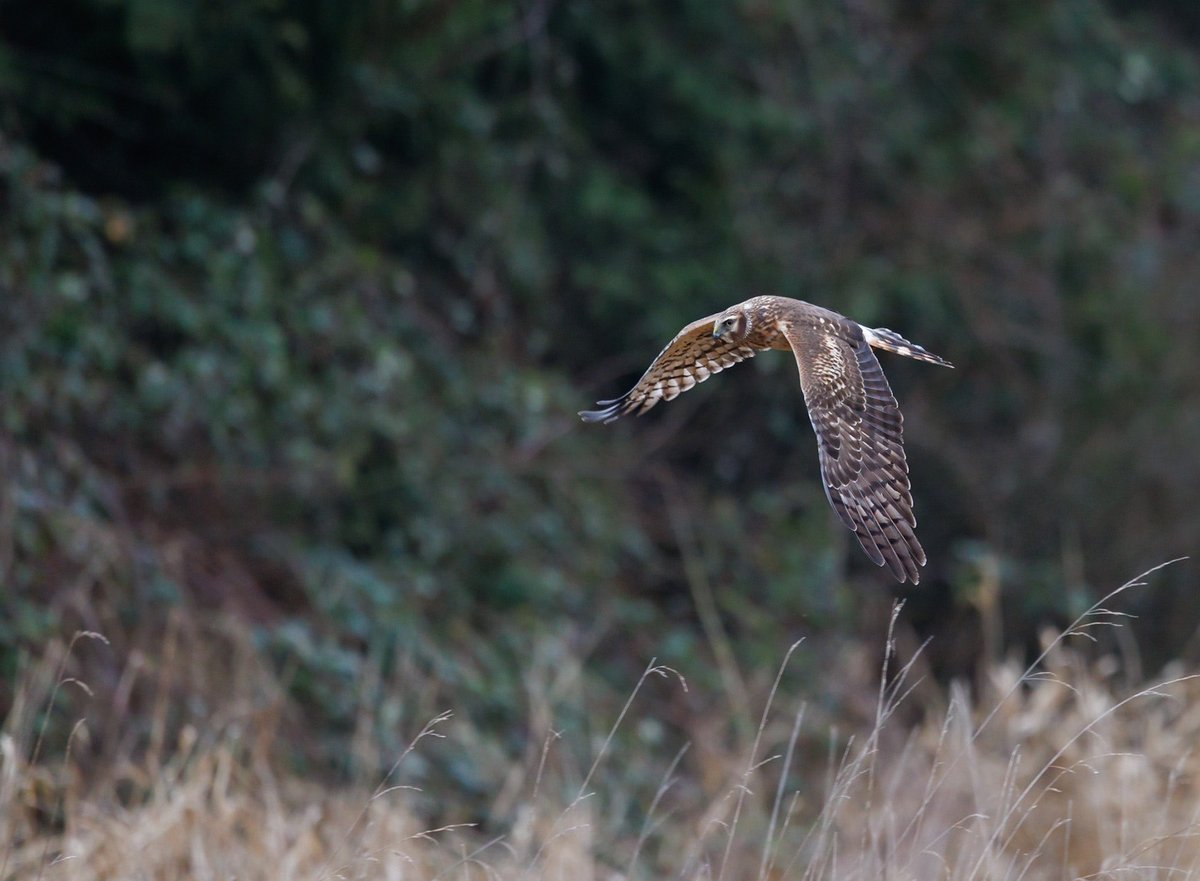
[760,320,791,350]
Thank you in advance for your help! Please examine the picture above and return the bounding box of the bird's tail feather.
[863,327,953,367]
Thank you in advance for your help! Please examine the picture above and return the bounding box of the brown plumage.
[580,296,952,584]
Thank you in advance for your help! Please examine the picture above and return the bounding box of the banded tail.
[863,327,953,368]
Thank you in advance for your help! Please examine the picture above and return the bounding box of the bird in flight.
[580,296,952,584]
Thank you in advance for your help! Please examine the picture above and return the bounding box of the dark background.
[2,0,1198,787]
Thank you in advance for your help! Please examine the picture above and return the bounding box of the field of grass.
[3,565,1197,881]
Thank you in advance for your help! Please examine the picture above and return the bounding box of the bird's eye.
[723,316,737,328]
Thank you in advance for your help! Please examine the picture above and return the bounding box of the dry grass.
[3,565,1200,880]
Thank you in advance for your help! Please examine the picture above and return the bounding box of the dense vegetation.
[2,1,1199,875]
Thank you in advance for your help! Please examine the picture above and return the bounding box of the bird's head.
[712,307,750,341]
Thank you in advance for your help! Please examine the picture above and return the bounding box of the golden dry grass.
[4,570,1200,880]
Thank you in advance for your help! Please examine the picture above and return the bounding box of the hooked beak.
[712,321,727,340]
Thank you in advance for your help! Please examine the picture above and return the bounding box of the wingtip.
[579,405,619,424]
[890,562,922,586]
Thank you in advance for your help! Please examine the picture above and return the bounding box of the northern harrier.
[579,296,952,584]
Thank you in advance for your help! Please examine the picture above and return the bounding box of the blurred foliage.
[2,0,1200,785]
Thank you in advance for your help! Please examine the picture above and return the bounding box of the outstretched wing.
[786,322,925,584]
[580,313,762,423]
